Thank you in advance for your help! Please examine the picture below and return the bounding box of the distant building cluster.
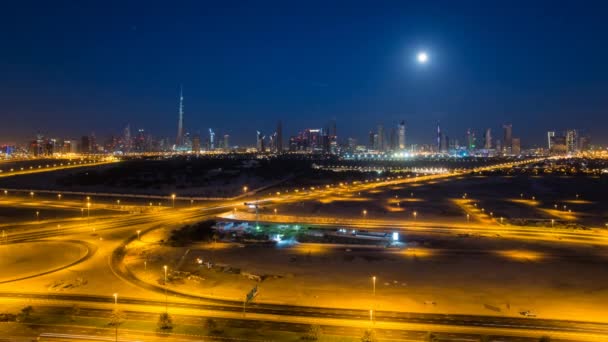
[1,86,599,159]
[547,129,590,155]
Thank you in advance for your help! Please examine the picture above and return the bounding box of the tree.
[361,329,377,342]
[158,312,173,331]
[18,306,34,322]
[539,336,551,342]
[303,324,322,340]
[108,309,125,326]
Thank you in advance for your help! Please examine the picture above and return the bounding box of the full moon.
[417,51,428,64]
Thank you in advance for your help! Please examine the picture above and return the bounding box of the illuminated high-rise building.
[176,86,184,147]
[388,128,396,151]
[398,121,406,150]
[547,131,555,150]
[565,129,578,153]
[123,124,131,153]
[368,131,375,150]
[223,134,230,151]
[377,124,384,151]
[192,135,201,152]
[484,128,492,149]
[256,131,264,152]
[436,122,441,151]
[512,137,521,155]
[209,129,215,150]
[276,120,283,153]
[466,129,476,150]
[502,123,512,152]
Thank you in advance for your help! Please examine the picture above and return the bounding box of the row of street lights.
[361,209,417,220]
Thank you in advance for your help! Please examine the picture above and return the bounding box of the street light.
[413,211,418,220]
[30,192,34,199]
[243,186,248,193]
[171,194,176,208]
[551,219,555,228]
[116,199,120,205]
[466,214,470,222]
[137,230,141,240]
[113,293,118,342]
[372,276,376,297]
[57,194,62,200]
[36,211,40,221]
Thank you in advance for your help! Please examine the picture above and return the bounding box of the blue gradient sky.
[1,0,607,146]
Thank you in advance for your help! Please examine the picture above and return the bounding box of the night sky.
[1,1,608,146]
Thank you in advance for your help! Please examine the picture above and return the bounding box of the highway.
[1,156,606,341]
[2,306,586,342]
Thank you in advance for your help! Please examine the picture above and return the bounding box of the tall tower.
[276,120,283,153]
[547,131,555,150]
[502,123,512,152]
[484,128,492,149]
[436,122,441,151]
[377,124,384,151]
[176,86,184,147]
[123,124,131,153]
[398,121,406,150]
[209,129,215,150]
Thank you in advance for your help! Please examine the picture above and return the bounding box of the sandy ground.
[0,241,88,282]
[125,228,608,323]
[267,174,608,227]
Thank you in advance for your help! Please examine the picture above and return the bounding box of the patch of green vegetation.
[169,220,216,246]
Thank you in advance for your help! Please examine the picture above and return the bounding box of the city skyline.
[2,1,608,146]
[2,3,608,341]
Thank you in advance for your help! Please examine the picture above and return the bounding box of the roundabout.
[0,240,91,283]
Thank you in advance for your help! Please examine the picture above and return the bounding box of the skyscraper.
[398,121,406,150]
[389,127,397,151]
[547,131,555,150]
[123,124,131,153]
[466,129,476,150]
[377,124,384,151]
[223,134,230,151]
[565,129,578,153]
[440,133,448,152]
[256,131,264,152]
[436,122,441,151]
[276,120,283,153]
[176,86,184,147]
[512,138,521,155]
[209,129,215,150]
[484,128,492,149]
[192,135,201,152]
[502,123,512,152]
[368,131,375,150]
